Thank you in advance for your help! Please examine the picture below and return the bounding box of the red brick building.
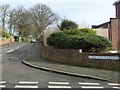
[109,0,120,51]
[92,0,120,51]
[114,0,120,18]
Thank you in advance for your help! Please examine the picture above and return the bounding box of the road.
[0,43,119,89]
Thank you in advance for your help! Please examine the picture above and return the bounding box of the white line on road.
[6,44,26,54]
[0,54,1,57]
[81,86,104,89]
[49,82,69,85]
[7,49,15,53]
[21,43,27,47]
[15,85,38,88]
[16,46,21,49]
[0,81,6,83]
[0,85,6,88]
[22,44,26,47]
[78,82,100,85]
[48,86,72,88]
[108,83,120,86]
[113,87,120,89]
[19,81,39,84]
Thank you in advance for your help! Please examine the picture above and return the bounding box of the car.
[30,39,36,43]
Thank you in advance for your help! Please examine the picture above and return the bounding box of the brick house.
[92,0,120,51]
[109,0,120,51]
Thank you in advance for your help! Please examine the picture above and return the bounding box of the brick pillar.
[110,18,119,50]
[118,19,120,50]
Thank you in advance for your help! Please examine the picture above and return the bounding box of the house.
[92,0,120,51]
[92,21,110,39]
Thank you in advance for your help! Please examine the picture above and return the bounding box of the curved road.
[0,43,116,89]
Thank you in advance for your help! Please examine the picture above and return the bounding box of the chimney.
[113,0,120,18]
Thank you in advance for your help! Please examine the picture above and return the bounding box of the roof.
[113,0,120,5]
[91,21,110,29]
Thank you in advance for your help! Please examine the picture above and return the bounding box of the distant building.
[92,0,120,51]
[92,21,110,39]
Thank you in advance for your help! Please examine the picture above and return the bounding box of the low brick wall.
[0,39,14,46]
[42,46,120,71]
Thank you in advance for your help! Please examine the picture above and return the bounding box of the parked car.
[30,39,36,43]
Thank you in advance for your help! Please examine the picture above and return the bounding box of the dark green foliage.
[59,19,78,30]
[47,28,111,52]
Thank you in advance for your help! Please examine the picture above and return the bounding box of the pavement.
[22,43,119,83]
[0,42,18,48]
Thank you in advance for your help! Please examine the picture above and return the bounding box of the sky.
[0,0,116,27]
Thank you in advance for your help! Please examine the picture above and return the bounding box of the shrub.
[2,30,10,39]
[22,37,29,43]
[79,28,96,35]
[47,28,111,52]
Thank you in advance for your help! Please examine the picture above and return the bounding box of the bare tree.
[30,3,59,37]
[0,4,9,30]
[8,9,16,35]
[12,7,31,37]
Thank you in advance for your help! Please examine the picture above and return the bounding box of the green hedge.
[47,29,112,52]
[22,37,29,43]
[2,30,10,39]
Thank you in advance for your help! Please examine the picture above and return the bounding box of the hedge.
[47,29,111,52]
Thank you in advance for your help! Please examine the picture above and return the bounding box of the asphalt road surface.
[0,43,119,89]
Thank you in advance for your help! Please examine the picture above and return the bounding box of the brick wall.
[110,18,120,51]
[0,39,14,45]
[42,46,120,71]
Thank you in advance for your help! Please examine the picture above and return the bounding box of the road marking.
[22,44,26,47]
[113,87,120,89]
[0,81,6,83]
[79,82,100,85]
[7,49,14,53]
[0,85,6,88]
[48,86,72,88]
[19,81,39,84]
[81,86,104,89]
[49,82,69,85]
[15,85,38,88]
[16,46,21,49]
[108,83,120,86]
[0,55,1,57]
[21,43,27,47]
[6,44,24,54]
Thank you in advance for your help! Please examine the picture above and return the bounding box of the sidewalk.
[23,43,119,83]
[0,42,17,48]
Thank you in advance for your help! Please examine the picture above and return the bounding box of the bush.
[2,30,10,39]
[22,37,29,43]
[47,28,111,52]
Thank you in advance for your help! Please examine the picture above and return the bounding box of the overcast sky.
[0,0,116,27]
